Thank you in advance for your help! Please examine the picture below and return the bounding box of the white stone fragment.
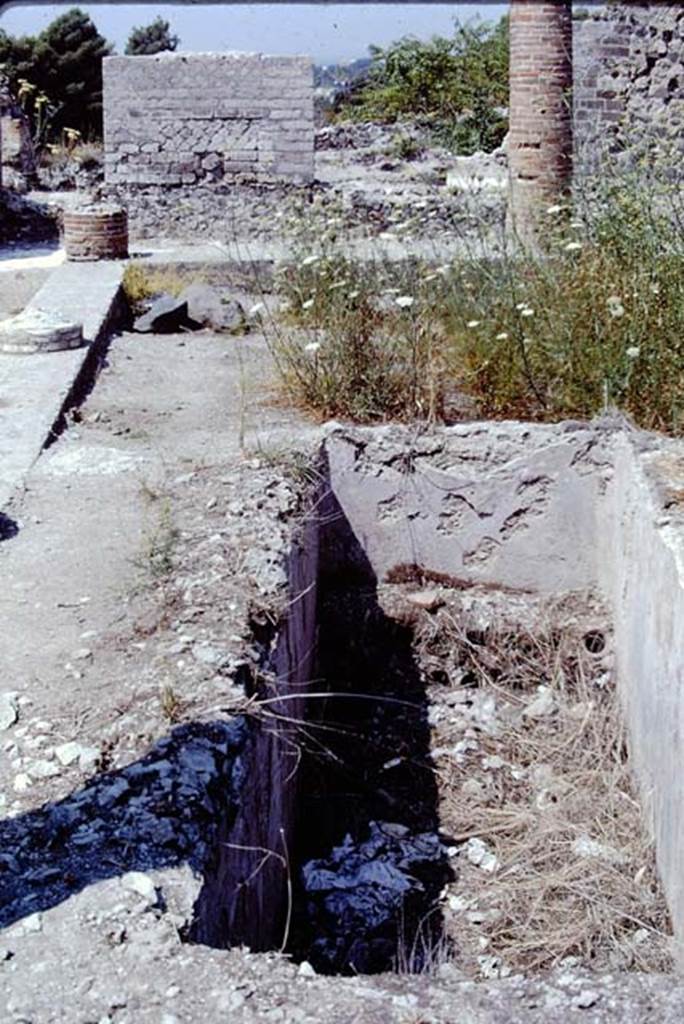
[574,990,600,1009]
[23,912,43,933]
[0,693,18,732]
[571,834,628,865]
[522,685,556,719]
[55,741,82,766]
[121,871,157,902]
[463,837,499,873]
[406,589,444,611]
[27,759,60,780]
[78,747,101,773]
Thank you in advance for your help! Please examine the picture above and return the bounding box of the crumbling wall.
[598,435,684,966]
[191,514,320,950]
[574,4,684,172]
[324,423,610,595]
[103,52,314,187]
[0,74,36,192]
[325,422,684,963]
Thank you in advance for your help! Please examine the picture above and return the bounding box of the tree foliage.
[0,8,112,143]
[337,16,509,154]
[125,17,179,56]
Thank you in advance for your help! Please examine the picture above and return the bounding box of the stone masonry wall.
[102,52,314,187]
[574,4,684,172]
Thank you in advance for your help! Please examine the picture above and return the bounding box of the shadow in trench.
[0,486,451,976]
[0,719,248,931]
[286,488,453,975]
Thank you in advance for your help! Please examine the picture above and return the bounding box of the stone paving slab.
[0,260,126,513]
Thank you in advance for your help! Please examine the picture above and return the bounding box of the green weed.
[266,176,684,435]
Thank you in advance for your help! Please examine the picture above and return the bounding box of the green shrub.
[337,17,509,155]
[267,179,684,436]
[270,254,446,423]
[389,134,424,161]
[441,181,684,433]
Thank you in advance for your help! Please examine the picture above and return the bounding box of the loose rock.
[0,694,18,732]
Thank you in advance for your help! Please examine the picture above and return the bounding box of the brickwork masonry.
[574,4,684,172]
[103,52,314,187]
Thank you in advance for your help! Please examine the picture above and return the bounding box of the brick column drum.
[508,1,573,245]
[62,205,129,261]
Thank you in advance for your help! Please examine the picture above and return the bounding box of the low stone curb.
[0,260,127,513]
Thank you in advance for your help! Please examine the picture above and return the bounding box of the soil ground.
[0,317,318,793]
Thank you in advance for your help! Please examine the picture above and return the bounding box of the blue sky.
[0,4,508,64]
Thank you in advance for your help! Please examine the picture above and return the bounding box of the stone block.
[0,308,84,354]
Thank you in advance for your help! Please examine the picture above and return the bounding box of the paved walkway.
[0,260,126,513]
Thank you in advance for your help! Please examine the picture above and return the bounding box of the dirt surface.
[0,320,318,785]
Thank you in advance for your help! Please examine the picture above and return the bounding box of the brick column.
[63,205,129,261]
[508,1,573,247]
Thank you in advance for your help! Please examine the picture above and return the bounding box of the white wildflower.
[395,295,414,309]
[546,204,563,215]
[467,320,481,329]
[495,332,509,341]
[626,346,640,359]
[607,295,625,319]
[348,290,360,300]
[520,308,535,318]
[304,342,321,354]
[515,302,527,311]
[564,241,583,252]
[302,299,315,310]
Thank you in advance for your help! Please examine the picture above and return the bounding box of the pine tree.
[125,18,179,57]
[32,8,113,140]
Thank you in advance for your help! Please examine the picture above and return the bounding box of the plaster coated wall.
[598,435,684,964]
[325,422,684,960]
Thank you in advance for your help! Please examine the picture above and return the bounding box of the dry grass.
[122,262,199,308]
[411,592,673,976]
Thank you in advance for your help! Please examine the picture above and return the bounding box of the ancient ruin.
[1,3,684,1022]
[574,3,684,170]
[102,52,315,187]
